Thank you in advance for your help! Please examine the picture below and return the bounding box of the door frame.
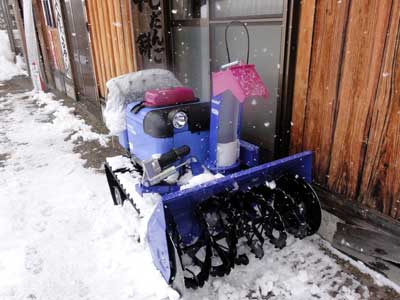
[61,0,98,102]
[274,0,301,158]
[163,0,300,160]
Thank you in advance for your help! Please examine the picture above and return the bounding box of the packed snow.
[0,91,176,300]
[0,31,27,81]
[34,92,109,146]
[178,168,224,190]
[103,69,182,135]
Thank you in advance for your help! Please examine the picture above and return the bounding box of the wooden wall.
[291,0,400,220]
[86,0,137,98]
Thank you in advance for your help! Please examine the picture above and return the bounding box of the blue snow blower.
[105,22,321,291]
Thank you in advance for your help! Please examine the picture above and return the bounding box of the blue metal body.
[239,140,259,167]
[207,95,223,168]
[117,94,313,285]
[124,102,209,164]
[121,98,259,196]
[147,151,314,283]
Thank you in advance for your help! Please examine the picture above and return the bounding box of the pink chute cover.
[212,64,269,103]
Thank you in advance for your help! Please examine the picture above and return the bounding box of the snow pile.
[265,180,276,190]
[0,30,27,81]
[33,91,109,146]
[106,156,162,240]
[103,69,182,135]
[185,236,370,300]
[0,92,175,300]
[178,168,224,190]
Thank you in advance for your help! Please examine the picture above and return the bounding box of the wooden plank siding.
[290,0,316,154]
[359,1,400,218]
[291,0,400,220]
[113,0,127,74]
[86,0,105,97]
[299,0,350,184]
[121,0,136,74]
[49,28,64,72]
[90,0,109,95]
[327,1,392,197]
[103,1,117,78]
[86,0,137,98]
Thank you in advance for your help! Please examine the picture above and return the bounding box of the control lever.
[142,146,191,187]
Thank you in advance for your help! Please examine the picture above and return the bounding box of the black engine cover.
[143,102,211,138]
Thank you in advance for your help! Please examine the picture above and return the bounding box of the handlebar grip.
[158,145,191,168]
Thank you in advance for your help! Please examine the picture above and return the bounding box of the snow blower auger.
[105,21,321,292]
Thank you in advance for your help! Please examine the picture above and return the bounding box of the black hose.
[224,21,250,65]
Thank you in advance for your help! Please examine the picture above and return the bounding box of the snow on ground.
[34,92,109,146]
[0,31,27,81]
[185,236,369,300]
[1,90,398,300]
[0,51,398,299]
[0,92,175,300]
[104,69,182,135]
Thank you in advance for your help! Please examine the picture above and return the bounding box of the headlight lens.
[172,111,188,129]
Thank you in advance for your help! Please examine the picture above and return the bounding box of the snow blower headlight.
[172,111,188,129]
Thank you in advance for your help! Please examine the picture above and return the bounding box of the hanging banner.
[53,0,72,79]
[23,0,45,92]
[132,0,167,69]
[53,0,76,99]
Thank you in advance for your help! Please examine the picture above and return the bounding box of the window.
[42,0,56,28]
[210,0,283,19]
[170,0,209,98]
[168,0,289,159]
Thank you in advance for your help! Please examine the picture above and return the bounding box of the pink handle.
[144,87,196,107]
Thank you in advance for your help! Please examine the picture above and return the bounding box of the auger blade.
[231,191,288,253]
[167,172,321,289]
[180,240,211,289]
[253,184,308,239]
[276,175,322,236]
[197,195,237,277]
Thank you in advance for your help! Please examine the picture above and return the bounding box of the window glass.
[210,23,282,156]
[172,26,210,99]
[42,0,56,27]
[211,0,284,19]
[170,0,207,20]
[169,0,287,158]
